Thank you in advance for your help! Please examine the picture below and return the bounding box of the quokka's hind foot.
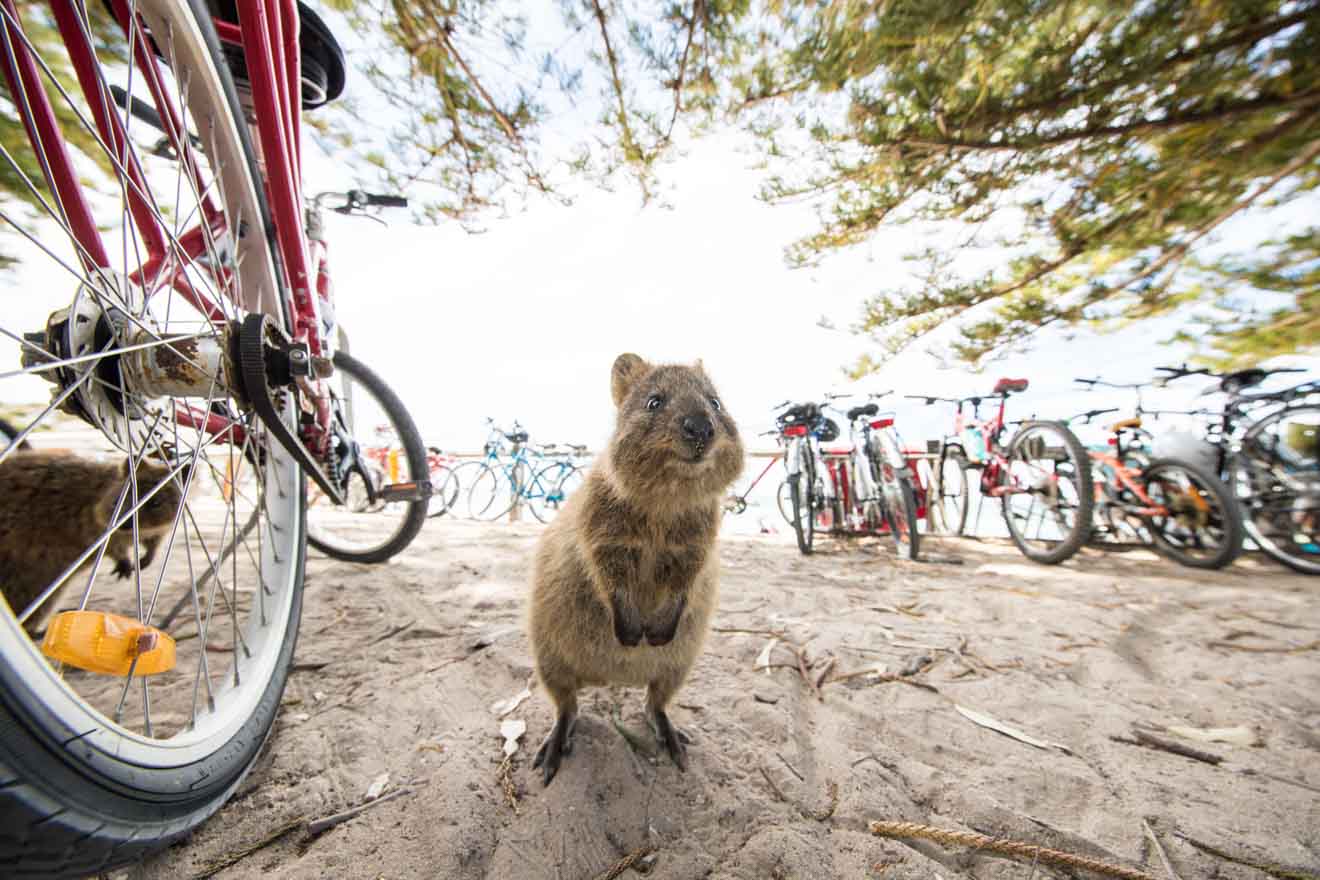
[647,708,689,770]
[532,712,577,786]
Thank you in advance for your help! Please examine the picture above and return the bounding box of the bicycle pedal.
[379,480,431,502]
[40,611,176,677]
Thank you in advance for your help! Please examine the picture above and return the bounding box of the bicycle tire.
[467,461,522,521]
[306,352,430,563]
[529,462,582,523]
[1230,403,1320,575]
[878,466,920,560]
[789,455,815,555]
[776,479,793,525]
[0,0,306,873]
[425,463,457,518]
[933,446,970,536]
[1140,458,1243,569]
[1001,421,1094,564]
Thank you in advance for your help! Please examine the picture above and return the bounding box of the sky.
[301,130,1317,456]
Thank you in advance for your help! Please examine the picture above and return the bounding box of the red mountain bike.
[915,379,1095,564]
[0,0,429,872]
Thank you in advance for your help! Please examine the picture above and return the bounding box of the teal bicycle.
[465,421,588,522]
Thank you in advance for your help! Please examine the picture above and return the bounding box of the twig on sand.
[498,755,520,815]
[758,763,789,803]
[367,619,415,645]
[1110,730,1222,765]
[868,821,1160,880]
[305,786,414,837]
[802,780,839,821]
[1207,638,1320,654]
[1142,819,1181,880]
[797,646,823,700]
[189,816,304,879]
[776,751,804,781]
[825,668,940,693]
[813,656,836,695]
[593,844,656,880]
[1172,830,1320,880]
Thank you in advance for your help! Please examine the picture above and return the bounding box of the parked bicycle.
[0,1,432,868]
[832,394,920,559]
[918,379,1095,563]
[1064,406,1244,568]
[1156,365,1318,574]
[775,400,837,554]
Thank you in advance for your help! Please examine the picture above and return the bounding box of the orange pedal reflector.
[41,612,176,676]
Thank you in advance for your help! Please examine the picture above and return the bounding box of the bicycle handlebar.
[1064,407,1120,424]
[1074,376,1147,390]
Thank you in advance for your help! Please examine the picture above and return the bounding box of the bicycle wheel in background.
[305,352,429,563]
[424,448,460,519]
[789,456,816,555]
[529,462,583,523]
[1001,422,1094,564]
[0,0,305,872]
[468,460,525,521]
[932,447,970,536]
[776,478,793,525]
[878,466,920,560]
[0,417,30,452]
[1231,405,1320,574]
[1141,459,1243,569]
[432,459,485,519]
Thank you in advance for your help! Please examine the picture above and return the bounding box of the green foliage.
[734,0,1320,369]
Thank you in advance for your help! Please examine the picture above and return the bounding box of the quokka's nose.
[681,415,714,444]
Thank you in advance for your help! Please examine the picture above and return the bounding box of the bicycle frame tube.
[1089,452,1166,516]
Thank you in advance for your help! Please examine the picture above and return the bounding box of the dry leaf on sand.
[490,687,532,718]
[500,719,527,757]
[955,705,1073,754]
[1166,724,1258,746]
[756,638,780,674]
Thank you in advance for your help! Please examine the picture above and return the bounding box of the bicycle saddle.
[1109,417,1143,432]
[506,431,529,444]
[993,378,1030,394]
[847,403,879,421]
[780,403,820,425]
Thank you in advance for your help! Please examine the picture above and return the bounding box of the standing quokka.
[0,450,183,637]
[528,352,744,784]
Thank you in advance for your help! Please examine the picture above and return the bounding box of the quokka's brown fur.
[528,352,743,784]
[0,450,183,637]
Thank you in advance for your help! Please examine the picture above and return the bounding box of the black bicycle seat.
[780,402,820,425]
[847,403,879,421]
[506,431,529,444]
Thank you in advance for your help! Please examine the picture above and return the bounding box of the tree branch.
[879,88,1320,153]
[665,0,703,142]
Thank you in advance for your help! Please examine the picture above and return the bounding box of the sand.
[98,513,1320,880]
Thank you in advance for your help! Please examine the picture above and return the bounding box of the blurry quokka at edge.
[528,352,744,784]
[0,450,183,637]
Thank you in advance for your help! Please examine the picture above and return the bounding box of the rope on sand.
[868,821,1159,880]
[592,844,655,880]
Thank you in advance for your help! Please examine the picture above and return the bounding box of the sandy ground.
[99,512,1320,880]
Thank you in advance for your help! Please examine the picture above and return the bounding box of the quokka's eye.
[709,397,722,411]
[646,394,664,411]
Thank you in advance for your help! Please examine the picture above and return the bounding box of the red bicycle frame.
[0,0,331,450]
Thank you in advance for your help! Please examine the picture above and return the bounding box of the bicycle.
[1064,406,1244,568]
[1156,364,1319,574]
[775,400,840,554]
[525,442,588,523]
[916,379,1095,563]
[833,395,920,559]
[0,1,431,869]
[724,431,782,516]
[424,445,461,518]
[905,392,983,536]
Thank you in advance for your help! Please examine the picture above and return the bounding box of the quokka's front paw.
[611,596,644,646]
[111,559,133,579]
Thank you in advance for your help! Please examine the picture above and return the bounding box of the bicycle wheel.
[776,478,793,525]
[425,456,460,519]
[933,446,970,536]
[1231,404,1320,574]
[876,459,920,560]
[1000,422,1094,564]
[305,352,429,563]
[789,455,816,555]
[468,460,524,521]
[0,0,305,873]
[529,462,583,523]
[1140,459,1243,569]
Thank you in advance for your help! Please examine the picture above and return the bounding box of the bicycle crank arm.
[234,313,344,504]
[377,481,432,503]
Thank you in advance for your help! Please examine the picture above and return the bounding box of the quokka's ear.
[611,353,650,407]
